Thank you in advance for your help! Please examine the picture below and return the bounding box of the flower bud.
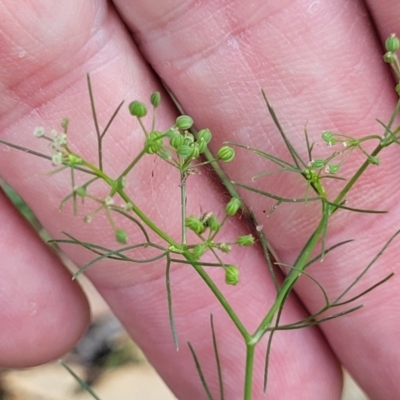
[116,229,128,244]
[225,265,239,285]
[61,118,69,130]
[197,128,212,144]
[225,197,241,216]
[150,91,161,107]
[185,216,205,234]
[217,146,235,162]
[237,234,255,246]
[386,34,400,52]
[176,115,194,130]
[129,101,147,118]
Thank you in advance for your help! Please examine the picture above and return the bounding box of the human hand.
[1,1,399,399]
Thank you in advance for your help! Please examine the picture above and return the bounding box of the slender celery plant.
[2,33,400,400]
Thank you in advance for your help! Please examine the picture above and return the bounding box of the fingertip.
[0,192,90,368]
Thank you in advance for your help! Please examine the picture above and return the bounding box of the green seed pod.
[197,138,208,154]
[116,229,128,244]
[219,243,231,253]
[190,143,200,159]
[191,244,207,260]
[129,101,147,118]
[145,131,163,154]
[150,91,161,107]
[237,234,255,246]
[311,159,325,169]
[74,186,86,197]
[225,197,241,216]
[176,115,194,130]
[326,164,340,174]
[321,131,337,145]
[206,215,220,232]
[218,146,235,162]
[165,128,176,139]
[159,149,172,160]
[386,34,400,52]
[170,133,185,149]
[185,216,205,234]
[383,52,397,64]
[197,128,212,144]
[177,144,193,157]
[225,265,239,286]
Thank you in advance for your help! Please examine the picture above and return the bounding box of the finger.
[0,188,89,367]
[114,0,400,398]
[365,0,400,44]
[0,1,341,399]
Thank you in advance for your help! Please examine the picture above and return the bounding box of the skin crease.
[0,0,400,398]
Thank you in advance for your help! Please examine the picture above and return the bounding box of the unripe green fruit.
[177,144,193,157]
[185,216,205,234]
[225,197,241,216]
[218,146,235,162]
[145,131,163,154]
[225,265,239,285]
[170,133,185,149]
[197,128,212,144]
[129,101,147,118]
[386,34,400,52]
[150,91,161,107]
[237,234,255,246]
[176,115,194,130]
[116,229,128,244]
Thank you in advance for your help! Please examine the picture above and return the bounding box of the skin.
[1,0,400,398]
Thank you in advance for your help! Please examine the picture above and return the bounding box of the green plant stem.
[79,156,250,342]
[180,169,187,244]
[116,148,147,183]
[251,200,329,344]
[243,343,256,400]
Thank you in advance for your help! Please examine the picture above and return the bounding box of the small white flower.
[104,196,114,206]
[33,127,45,137]
[54,133,67,146]
[52,152,63,165]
